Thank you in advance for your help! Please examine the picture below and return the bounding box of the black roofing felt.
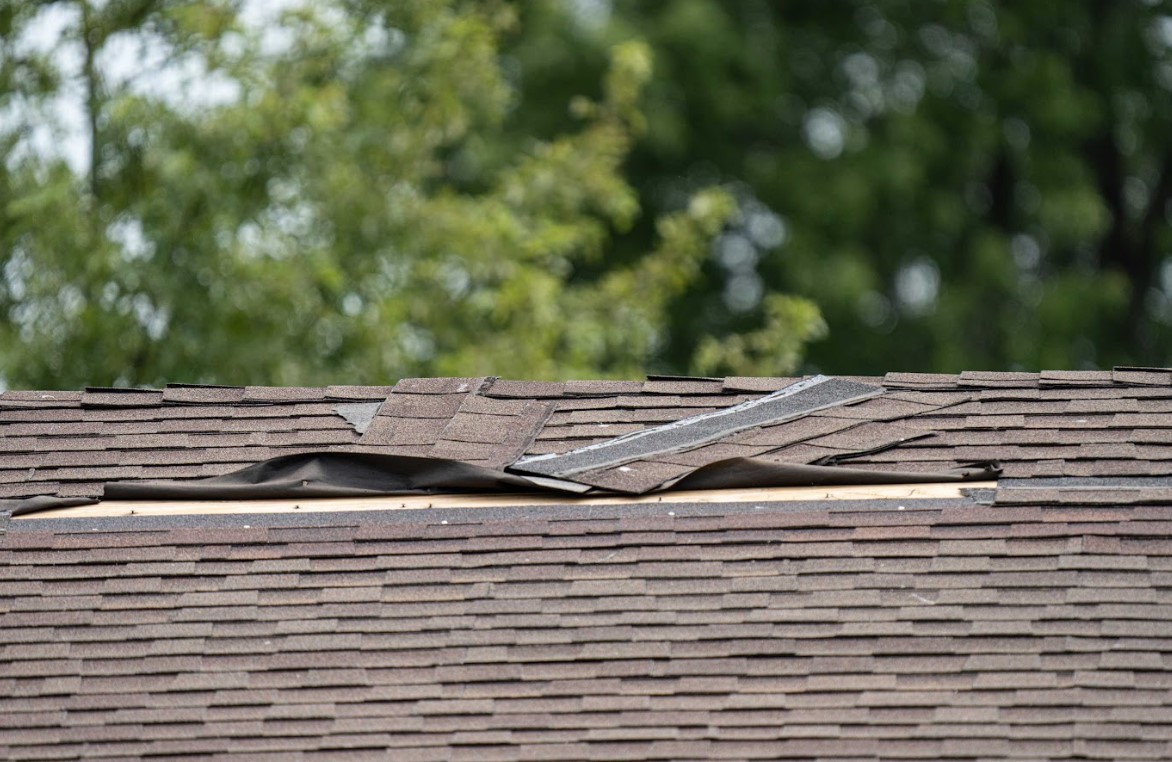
[101,452,537,502]
[513,376,882,479]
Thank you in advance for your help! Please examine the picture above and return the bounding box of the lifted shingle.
[513,376,882,481]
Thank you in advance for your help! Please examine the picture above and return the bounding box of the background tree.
[4,0,1172,388]
[0,0,823,387]
[507,0,1172,373]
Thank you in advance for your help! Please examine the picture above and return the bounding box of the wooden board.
[18,482,995,519]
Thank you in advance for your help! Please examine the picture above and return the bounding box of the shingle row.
[4,498,1172,760]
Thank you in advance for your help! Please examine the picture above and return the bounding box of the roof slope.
[4,495,1171,760]
[3,369,1172,760]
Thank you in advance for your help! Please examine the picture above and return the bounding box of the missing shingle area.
[333,402,382,435]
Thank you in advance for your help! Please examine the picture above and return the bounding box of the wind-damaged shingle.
[161,384,245,404]
[332,402,380,434]
[394,376,490,395]
[482,379,567,398]
[1113,366,1172,386]
[241,386,328,403]
[324,385,395,400]
[354,382,553,470]
[804,421,932,452]
[721,376,798,393]
[513,376,883,485]
[563,379,645,396]
[81,388,164,408]
[1039,369,1113,386]
[640,377,725,395]
[882,372,962,390]
[375,393,465,419]
[359,416,449,447]
[958,370,1041,388]
[0,390,82,408]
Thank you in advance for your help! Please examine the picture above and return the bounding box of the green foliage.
[9,0,1170,387]
[506,0,1172,373]
[0,0,822,387]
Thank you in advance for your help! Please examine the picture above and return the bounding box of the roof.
[3,369,1172,759]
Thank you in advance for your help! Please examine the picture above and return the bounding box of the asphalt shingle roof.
[5,369,1172,502]
[3,369,1172,760]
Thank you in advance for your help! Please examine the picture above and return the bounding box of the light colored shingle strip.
[80,388,164,408]
[162,385,245,404]
[513,376,883,480]
[1039,370,1113,386]
[883,372,961,389]
[393,377,492,395]
[241,386,328,403]
[324,385,395,400]
[1113,367,1172,386]
[958,371,1040,388]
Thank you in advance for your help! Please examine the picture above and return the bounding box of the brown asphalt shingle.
[5,498,1172,759]
[5,369,1172,759]
[1,369,1172,502]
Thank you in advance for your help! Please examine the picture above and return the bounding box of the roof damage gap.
[333,403,381,435]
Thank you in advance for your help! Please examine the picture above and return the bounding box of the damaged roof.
[4,369,1172,759]
[6,368,1172,504]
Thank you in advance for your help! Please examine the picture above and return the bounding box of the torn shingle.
[1113,367,1172,386]
[81,388,165,408]
[393,377,490,395]
[805,421,932,451]
[162,385,246,404]
[241,387,328,403]
[958,371,1041,388]
[727,415,855,448]
[1039,370,1113,386]
[376,393,465,419]
[571,460,695,494]
[721,376,799,393]
[457,395,531,416]
[563,379,645,396]
[883,372,961,389]
[357,416,449,447]
[324,385,395,400]
[482,379,567,398]
[513,376,882,480]
[641,378,725,395]
[440,413,513,444]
